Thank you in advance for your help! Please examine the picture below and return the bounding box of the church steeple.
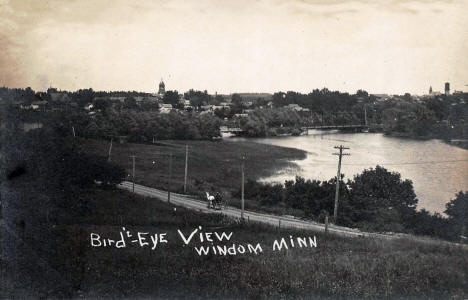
[429,86,432,94]
[158,78,165,96]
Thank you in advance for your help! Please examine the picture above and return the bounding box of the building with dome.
[158,79,165,97]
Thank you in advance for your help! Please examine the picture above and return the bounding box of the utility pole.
[130,155,136,193]
[184,144,188,193]
[364,106,368,126]
[332,145,350,223]
[324,214,329,235]
[108,137,113,162]
[461,224,466,244]
[168,152,172,203]
[241,155,246,220]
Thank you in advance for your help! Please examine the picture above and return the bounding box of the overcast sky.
[1,0,467,95]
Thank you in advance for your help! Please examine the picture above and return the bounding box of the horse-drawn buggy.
[206,192,226,210]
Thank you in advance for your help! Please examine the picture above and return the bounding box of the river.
[229,130,468,213]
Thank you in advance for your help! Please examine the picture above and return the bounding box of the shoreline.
[80,138,307,195]
[384,131,468,150]
[229,128,468,151]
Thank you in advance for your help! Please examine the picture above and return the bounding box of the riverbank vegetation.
[234,168,468,243]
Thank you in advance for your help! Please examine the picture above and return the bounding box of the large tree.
[184,89,211,109]
[163,90,180,106]
[346,165,418,231]
[123,97,138,109]
[445,191,468,242]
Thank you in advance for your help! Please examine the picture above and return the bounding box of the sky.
[1,0,467,95]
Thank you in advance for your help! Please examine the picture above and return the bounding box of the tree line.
[235,166,467,242]
[83,109,221,142]
[272,88,468,140]
[2,86,467,141]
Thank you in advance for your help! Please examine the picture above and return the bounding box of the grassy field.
[4,187,467,299]
[80,138,306,196]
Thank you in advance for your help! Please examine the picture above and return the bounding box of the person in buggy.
[213,192,223,210]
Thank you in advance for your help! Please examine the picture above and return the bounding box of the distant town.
[2,80,467,149]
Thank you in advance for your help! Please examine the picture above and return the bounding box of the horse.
[206,192,215,208]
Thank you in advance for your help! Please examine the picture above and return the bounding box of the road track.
[118,181,467,248]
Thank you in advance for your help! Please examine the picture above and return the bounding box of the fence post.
[325,215,329,235]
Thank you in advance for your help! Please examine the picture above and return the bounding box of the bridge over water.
[301,123,383,133]
[220,124,382,135]
[303,124,368,130]
[220,126,244,134]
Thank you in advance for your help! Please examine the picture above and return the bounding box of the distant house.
[371,94,390,102]
[286,104,308,112]
[19,122,43,132]
[179,106,192,113]
[178,99,191,107]
[176,99,193,111]
[201,105,213,111]
[84,103,94,111]
[15,100,47,110]
[134,96,145,103]
[20,104,39,110]
[212,105,228,110]
[200,110,213,115]
[234,113,248,118]
[160,103,173,113]
[20,100,47,110]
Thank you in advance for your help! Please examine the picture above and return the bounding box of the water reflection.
[228,131,468,213]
